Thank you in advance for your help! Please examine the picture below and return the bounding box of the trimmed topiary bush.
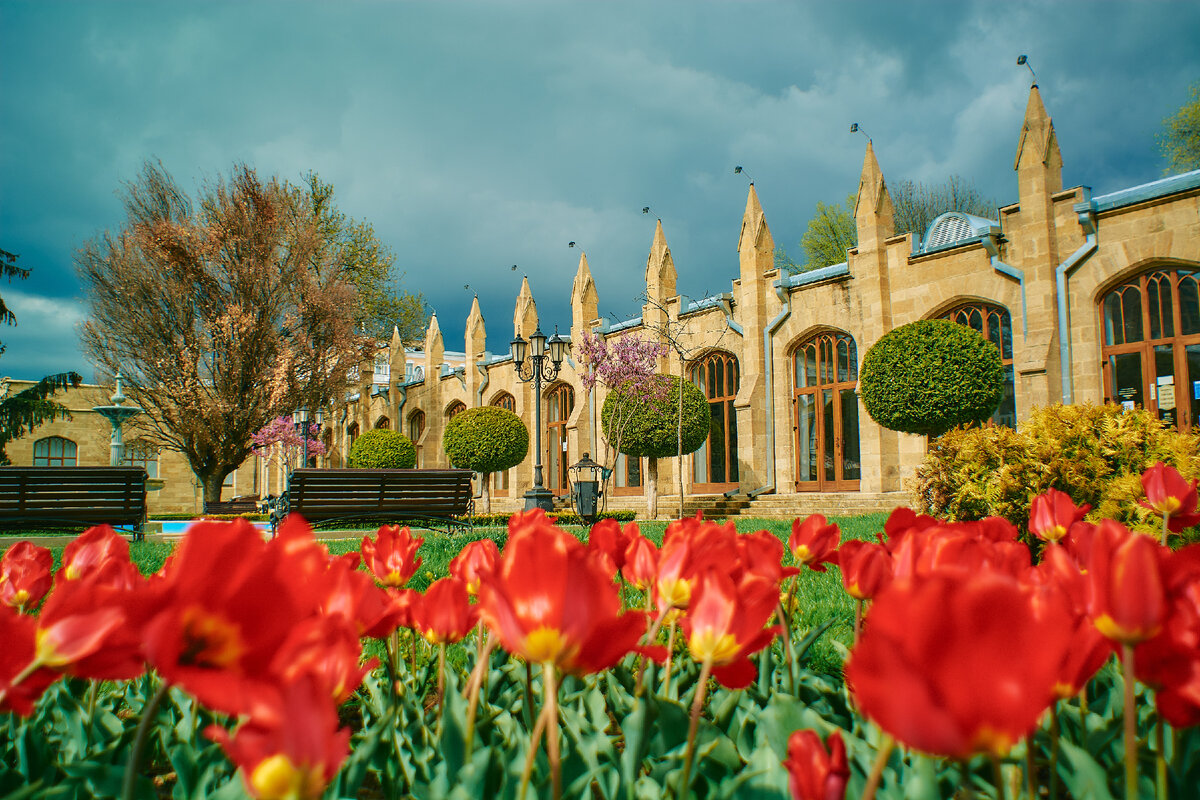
[347,429,416,469]
[912,402,1200,542]
[442,406,528,473]
[860,319,1004,437]
[601,374,709,458]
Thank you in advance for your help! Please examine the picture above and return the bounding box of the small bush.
[443,407,528,474]
[347,429,416,469]
[912,402,1200,540]
[602,374,709,459]
[860,319,1004,437]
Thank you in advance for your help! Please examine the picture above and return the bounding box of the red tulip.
[681,570,778,688]
[1135,545,1200,726]
[145,520,321,716]
[206,676,350,800]
[360,525,423,588]
[60,525,131,582]
[846,570,1071,759]
[1140,462,1200,533]
[784,729,849,800]
[588,518,633,576]
[448,538,499,595]
[0,605,57,715]
[1087,522,1166,645]
[836,540,892,601]
[412,577,478,645]
[320,555,409,639]
[478,518,648,675]
[271,617,375,706]
[1,541,53,611]
[788,514,841,572]
[1028,489,1090,543]
[622,533,659,592]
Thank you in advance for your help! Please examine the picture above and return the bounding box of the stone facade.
[5,85,1199,517]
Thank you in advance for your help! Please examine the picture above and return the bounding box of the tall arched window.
[447,401,466,419]
[690,351,739,492]
[792,331,860,491]
[545,384,574,495]
[1100,268,1200,430]
[374,416,391,430]
[33,436,77,467]
[408,411,426,468]
[941,302,1016,428]
[491,393,516,495]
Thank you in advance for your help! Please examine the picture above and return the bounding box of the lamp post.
[511,325,567,511]
[292,407,310,468]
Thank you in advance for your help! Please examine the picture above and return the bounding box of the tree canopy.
[0,248,81,463]
[77,161,373,502]
[601,374,709,459]
[1159,81,1200,174]
[778,177,998,273]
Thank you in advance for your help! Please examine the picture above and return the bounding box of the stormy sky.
[2,1,1198,381]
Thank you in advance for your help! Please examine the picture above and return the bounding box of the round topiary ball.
[601,374,710,458]
[347,429,416,469]
[442,406,529,473]
[859,319,1004,438]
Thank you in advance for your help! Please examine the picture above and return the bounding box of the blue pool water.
[158,520,271,535]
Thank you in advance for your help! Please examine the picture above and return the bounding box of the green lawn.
[19,513,890,677]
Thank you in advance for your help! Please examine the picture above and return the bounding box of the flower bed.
[1,465,1198,799]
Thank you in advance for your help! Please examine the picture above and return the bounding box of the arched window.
[1100,268,1200,430]
[374,416,391,430]
[121,444,159,478]
[447,401,466,419]
[690,351,739,491]
[545,384,574,495]
[941,302,1016,428]
[408,411,426,468]
[33,436,77,467]
[347,422,360,449]
[490,393,516,495]
[791,331,860,491]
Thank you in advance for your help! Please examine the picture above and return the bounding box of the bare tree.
[636,294,731,519]
[77,162,369,503]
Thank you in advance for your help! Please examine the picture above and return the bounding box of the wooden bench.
[0,466,149,540]
[203,495,262,515]
[268,468,475,535]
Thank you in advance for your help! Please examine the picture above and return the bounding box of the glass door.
[793,332,861,492]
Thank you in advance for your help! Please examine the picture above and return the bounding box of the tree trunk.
[482,474,492,514]
[647,457,659,519]
[200,470,226,509]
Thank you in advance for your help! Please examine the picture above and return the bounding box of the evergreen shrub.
[442,407,528,474]
[860,319,1003,437]
[347,429,416,469]
[912,403,1200,540]
[601,374,709,458]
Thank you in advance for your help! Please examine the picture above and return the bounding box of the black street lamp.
[292,407,310,468]
[511,325,567,511]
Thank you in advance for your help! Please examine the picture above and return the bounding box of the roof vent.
[920,212,999,254]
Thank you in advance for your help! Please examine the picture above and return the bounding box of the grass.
[16,513,892,679]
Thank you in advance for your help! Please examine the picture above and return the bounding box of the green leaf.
[1057,738,1117,800]
[620,697,658,800]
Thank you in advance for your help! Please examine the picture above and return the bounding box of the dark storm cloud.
[1,1,1198,379]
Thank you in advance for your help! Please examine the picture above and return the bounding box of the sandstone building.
[6,85,1200,517]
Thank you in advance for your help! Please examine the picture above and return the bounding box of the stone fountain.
[91,372,143,466]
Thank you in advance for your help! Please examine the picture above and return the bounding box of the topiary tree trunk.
[647,457,659,519]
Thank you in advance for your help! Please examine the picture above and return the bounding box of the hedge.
[348,429,417,469]
[860,319,1003,438]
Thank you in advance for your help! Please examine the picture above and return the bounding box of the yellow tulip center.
[250,754,324,800]
[524,627,571,664]
[688,629,740,666]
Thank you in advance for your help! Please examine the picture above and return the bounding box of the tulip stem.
[990,754,1007,800]
[1026,735,1038,800]
[1122,644,1139,800]
[662,620,676,698]
[436,642,447,716]
[859,733,894,800]
[0,657,42,709]
[543,663,561,800]
[463,633,498,759]
[1161,512,1169,547]
[121,680,169,800]
[1049,702,1061,800]
[636,605,673,696]
[525,661,536,728]
[517,695,549,800]
[775,600,796,695]
[1156,715,1167,800]
[679,659,712,799]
